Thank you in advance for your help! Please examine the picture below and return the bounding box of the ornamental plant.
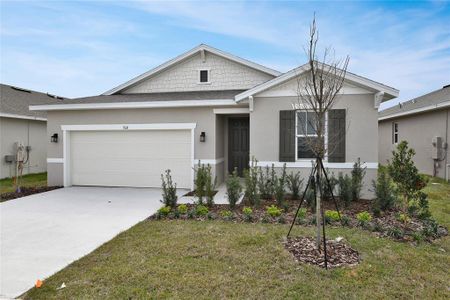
[258,164,276,199]
[266,205,282,218]
[356,211,372,226]
[177,204,188,214]
[286,171,303,200]
[324,210,340,223]
[338,173,353,207]
[160,169,178,208]
[195,205,209,216]
[351,158,366,201]
[372,167,397,212]
[274,163,287,206]
[226,168,242,209]
[244,157,260,206]
[157,206,171,217]
[242,207,253,222]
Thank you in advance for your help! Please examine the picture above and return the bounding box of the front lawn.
[23,179,450,299]
[0,172,47,195]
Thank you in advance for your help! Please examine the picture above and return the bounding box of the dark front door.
[228,118,249,176]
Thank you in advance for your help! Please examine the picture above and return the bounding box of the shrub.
[220,210,233,218]
[266,205,282,218]
[372,167,397,212]
[324,210,340,223]
[277,215,286,224]
[226,168,242,209]
[274,163,287,206]
[341,215,351,226]
[187,208,196,219]
[356,211,372,226]
[338,173,353,207]
[287,171,303,200]
[258,164,276,199]
[207,212,216,220]
[244,157,260,206]
[194,162,208,205]
[397,213,410,224]
[321,172,338,200]
[157,206,171,217]
[305,185,316,212]
[422,219,439,238]
[195,205,209,216]
[387,227,404,239]
[387,141,427,210]
[242,207,253,222]
[177,204,188,214]
[204,164,217,207]
[351,158,366,201]
[297,207,307,220]
[160,169,178,208]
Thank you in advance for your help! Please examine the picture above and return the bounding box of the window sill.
[197,82,212,85]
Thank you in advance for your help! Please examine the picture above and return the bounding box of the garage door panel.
[70,130,192,188]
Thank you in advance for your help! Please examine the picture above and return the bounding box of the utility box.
[4,155,15,163]
[432,136,442,160]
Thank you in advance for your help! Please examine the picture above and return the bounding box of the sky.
[1,1,449,110]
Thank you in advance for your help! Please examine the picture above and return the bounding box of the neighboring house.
[30,44,398,198]
[0,84,65,178]
[379,85,450,180]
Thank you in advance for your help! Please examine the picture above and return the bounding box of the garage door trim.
[61,123,196,189]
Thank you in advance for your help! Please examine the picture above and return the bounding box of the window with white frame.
[296,111,326,159]
[199,69,210,83]
[392,122,399,144]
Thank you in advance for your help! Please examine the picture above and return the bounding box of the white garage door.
[70,130,192,188]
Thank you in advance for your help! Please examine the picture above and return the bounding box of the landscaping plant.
[160,169,178,208]
[351,158,366,201]
[274,163,287,206]
[177,204,188,214]
[338,173,353,207]
[321,171,338,200]
[195,205,209,216]
[266,205,282,218]
[157,206,171,218]
[244,157,260,206]
[258,164,276,199]
[287,171,303,200]
[204,164,217,207]
[194,161,207,205]
[226,168,242,209]
[372,167,397,213]
[220,210,233,220]
[242,207,253,222]
[324,210,340,223]
[356,211,372,226]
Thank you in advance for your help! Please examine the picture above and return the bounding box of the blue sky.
[1,1,449,109]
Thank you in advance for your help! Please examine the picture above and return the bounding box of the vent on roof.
[11,86,31,93]
[47,93,64,100]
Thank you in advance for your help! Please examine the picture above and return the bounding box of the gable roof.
[103,44,281,95]
[0,84,66,120]
[378,84,450,121]
[234,62,399,102]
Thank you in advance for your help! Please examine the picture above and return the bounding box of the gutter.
[378,100,450,121]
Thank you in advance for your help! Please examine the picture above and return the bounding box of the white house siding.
[122,52,275,94]
[0,117,47,178]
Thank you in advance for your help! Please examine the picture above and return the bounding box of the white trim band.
[256,161,378,169]
[47,158,64,163]
[0,112,47,121]
[213,108,250,114]
[61,123,197,131]
[30,99,237,111]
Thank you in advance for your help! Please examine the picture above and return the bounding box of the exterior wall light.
[200,132,206,142]
[51,133,58,143]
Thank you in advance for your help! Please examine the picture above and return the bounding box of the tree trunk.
[315,163,321,248]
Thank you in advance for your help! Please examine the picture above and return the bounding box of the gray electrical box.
[4,155,15,163]
[432,136,442,160]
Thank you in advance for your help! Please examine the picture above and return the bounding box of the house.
[0,84,65,178]
[30,44,398,198]
[379,85,450,180]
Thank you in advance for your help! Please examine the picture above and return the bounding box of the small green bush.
[160,169,178,208]
[305,185,316,212]
[177,204,188,214]
[324,210,340,223]
[266,205,282,218]
[187,208,195,219]
[277,215,286,224]
[387,227,404,239]
[351,158,366,201]
[297,208,307,220]
[207,212,216,220]
[242,207,253,222]
[244,157,260,206]
[220,210,233,218]
[157,206,171,217]
[397,213,410,224]
[195,205,209,216]
[194,161,207,205]
[372,167,397,212]
[226,168,242,209]
[258,164,276,199]
[422,219,439,238]
[287,171,303,200]
[356,211,372,225]
[274,163,287,206]
[341,215,351,226]
[321,172,338,200]
[338,173,353,207]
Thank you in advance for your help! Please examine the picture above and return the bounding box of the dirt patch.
[1,186,62,202]
[284,236,360,268]
[182,190,218,197]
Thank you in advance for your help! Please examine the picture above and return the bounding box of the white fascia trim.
[195,158,225,165]
[235,62,399,102]
[256,161,378,169]
[213,108,250,114]
[0,112,47,121]
[378,100,450,121]
[61,123,197,131]
[47,158,64,163]
[29,99,237,111]
[103,44,281,95]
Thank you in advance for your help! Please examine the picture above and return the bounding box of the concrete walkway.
[0,186,182,299]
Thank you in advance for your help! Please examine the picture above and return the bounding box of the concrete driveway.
[0,186,182,298]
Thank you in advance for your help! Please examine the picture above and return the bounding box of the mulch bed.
[182,190,218,197]
[0,186,62,201]
[284,236,360,268]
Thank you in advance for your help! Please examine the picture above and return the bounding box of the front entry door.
[228,118,249,176]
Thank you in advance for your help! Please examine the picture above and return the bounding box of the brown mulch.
[284,236,360,268]
[0,186,62,201]
[183,190,218,197]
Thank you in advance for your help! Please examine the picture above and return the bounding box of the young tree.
[296,15,349,248]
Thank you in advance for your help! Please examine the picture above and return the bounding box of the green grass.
[0,172,47,195]
[23,179,450,299]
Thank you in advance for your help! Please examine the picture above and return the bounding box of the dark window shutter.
[279,110,296,162]
[328,109,346,162]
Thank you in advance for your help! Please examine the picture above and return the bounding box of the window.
[296,111,325,159]
[199,70,209,83]
[392,122,399,144]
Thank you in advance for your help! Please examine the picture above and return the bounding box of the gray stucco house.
[30,44,398,197]
[379,85,450,180]
[0,84,64,178]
